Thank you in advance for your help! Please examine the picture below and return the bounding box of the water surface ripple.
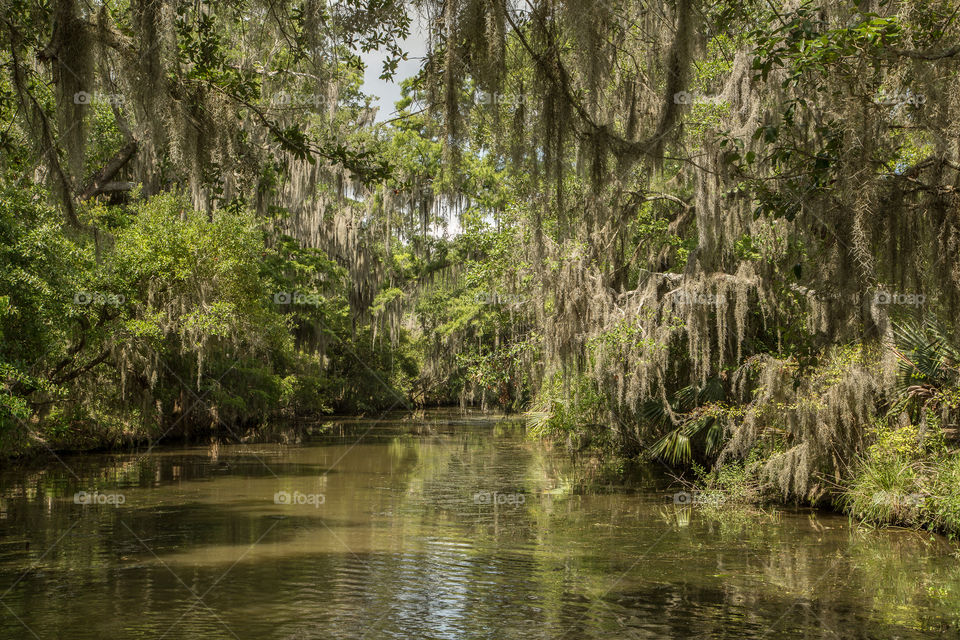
[1,410,958,638]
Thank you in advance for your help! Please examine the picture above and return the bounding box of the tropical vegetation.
[3,0,960,536]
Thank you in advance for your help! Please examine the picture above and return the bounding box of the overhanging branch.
[79,140,139,200]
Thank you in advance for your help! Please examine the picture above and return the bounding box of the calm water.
[1,410,959,639]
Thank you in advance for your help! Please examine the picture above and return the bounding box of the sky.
[360,10,430,122]
[355,8,463,237]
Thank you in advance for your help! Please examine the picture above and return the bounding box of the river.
[1,410,958,638]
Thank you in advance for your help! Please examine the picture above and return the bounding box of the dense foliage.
[2,0,960,535]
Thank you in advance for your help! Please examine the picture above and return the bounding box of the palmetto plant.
[645,376,726,465]
[891,315,960,422]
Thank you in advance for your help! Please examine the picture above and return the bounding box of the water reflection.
[1,410,958,639]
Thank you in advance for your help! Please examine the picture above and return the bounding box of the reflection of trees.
[1,416,959,638]
[656,504,960,636]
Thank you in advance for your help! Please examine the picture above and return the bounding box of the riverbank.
[11,403,960,544]
[521,333,960,542]
[684,446,960,541]
[0,405,481,461]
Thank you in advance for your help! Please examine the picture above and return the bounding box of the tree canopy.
[3,0,960,527]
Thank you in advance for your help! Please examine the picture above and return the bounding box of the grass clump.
[842,418,960,539]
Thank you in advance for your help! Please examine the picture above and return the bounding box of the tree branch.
[78,140,139,200]
[886,45,960,60]
[503,0,693,164]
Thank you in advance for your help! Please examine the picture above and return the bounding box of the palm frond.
[704,419,723,454]
[892,314,960,401]
[640,399,667,424]
[673,384,698,411]
[700,376,725,404]
[649,428,692,465]
[651,415,718,465]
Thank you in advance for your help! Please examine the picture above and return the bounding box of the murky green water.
[1,410,959,639]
